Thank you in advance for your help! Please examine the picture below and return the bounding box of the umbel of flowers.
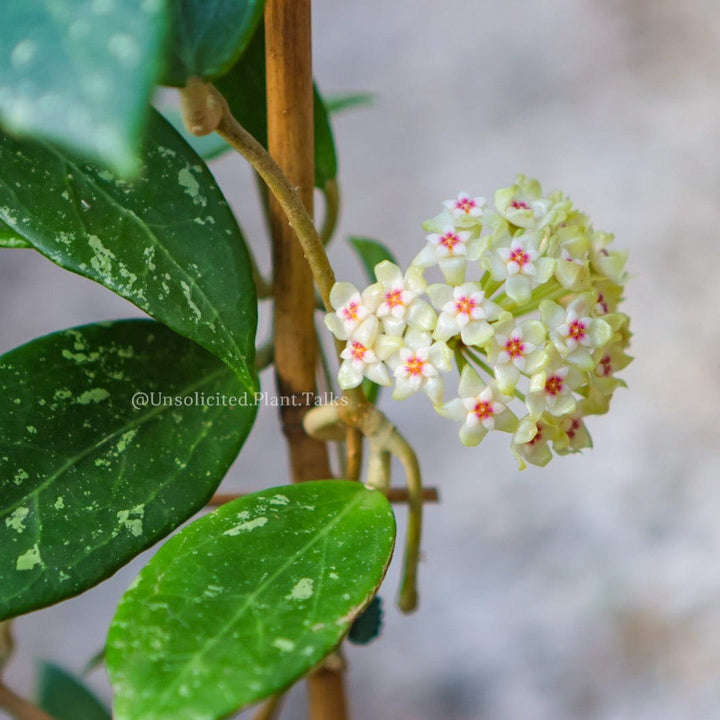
[325,176,632,468]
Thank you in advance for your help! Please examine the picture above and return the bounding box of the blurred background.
[2,0,720,718]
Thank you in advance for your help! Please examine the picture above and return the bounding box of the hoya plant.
[0,2,631,719]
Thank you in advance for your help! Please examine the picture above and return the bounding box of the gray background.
[2,0,720,718]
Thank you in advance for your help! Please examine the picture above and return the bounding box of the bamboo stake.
[264,1,345,717]
[264,0,331,484]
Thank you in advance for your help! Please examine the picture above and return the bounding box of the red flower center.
[545,375,563,396]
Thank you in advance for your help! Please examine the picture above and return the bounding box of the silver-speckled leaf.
[0,320,257,621]
[0,110,257,391]
[107,481,395,720]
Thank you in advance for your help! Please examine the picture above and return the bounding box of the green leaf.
[215,28,338,188]
[348,595,383,645]
[325,92,375,115]
[0,0,168,176]
[349,237,398,283]
[107,481,395,720]
[0,109,258,391]
[38,662,111,720]
[313,89,338,189]
[0,320,257,621]
[161,107,230,161]
[162,0,265,87]
[0,220,31,249]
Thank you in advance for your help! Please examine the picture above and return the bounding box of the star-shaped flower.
[426,282,501,346]
[324,281,379,341]
[387,328,452,405]
[487,317,548,394]
[439,366,517,446]
[483,232,555,304]
[412,224,485,285]
[337,316,402,389]
[541,296,612,371]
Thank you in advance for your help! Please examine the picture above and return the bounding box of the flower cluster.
[325,176,631,468]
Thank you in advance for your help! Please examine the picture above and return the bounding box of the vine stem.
[0,684,56,720]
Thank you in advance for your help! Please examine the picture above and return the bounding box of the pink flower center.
[545,375,564,396]
[455,295,477,316]
[597,293,609,314]
[403,355,426,377]
[384,289,404,308]
[349,341,368,362]
[505,337,525,359]
[566,418,581,439]
[472,400,494,421]
[528,426,543,446]
[456,198,476,214]
[439,231,462,252]
[342,301,360,322]
[509,248,530,268]
[510,200,530,210]
[567,319,586,342]
[599,354,612,377]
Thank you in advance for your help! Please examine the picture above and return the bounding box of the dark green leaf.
[162,0,265,87]
[0,220,31,248]
[161,107,230,161]
[348,595,383,645]
[107,481,395,720]
[349,237,398,284]
[215,28,338,187]
[0,110,257,391]
[0,0,168,176]
[0,320,257,621]
[38,662,111,720]
[313,90,338,189]
[325,93,375,115]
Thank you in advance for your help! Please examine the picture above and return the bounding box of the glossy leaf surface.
[0,110,257,390]
[163,0,264,87]
[0,321,257,620]
[0,0,168,175]
[107,481,395,720]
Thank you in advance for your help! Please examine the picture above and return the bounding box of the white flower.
[363,261,427,336]
[487,318,548,394]
[511,416,558,468]
[426,282,501,346]
[443,192,486,222]
[337,316,402,389]
[541,296,612,371]
[324,281,378,341]
[483,232,555,304]
[554,415,592,455]
[439,366,517,446]
[526,355,585,419]
[412,225,484,285]
[494,175,553,229]
[388,328,452,405]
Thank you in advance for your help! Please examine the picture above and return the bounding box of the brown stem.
[263,0,332,484]
[307,667,349,720]
[251,693,286,720]
[0,684,56,720]
[263,1,346,718]
[0,621,13,672]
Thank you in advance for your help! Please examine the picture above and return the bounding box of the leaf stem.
[179,80,337,312]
